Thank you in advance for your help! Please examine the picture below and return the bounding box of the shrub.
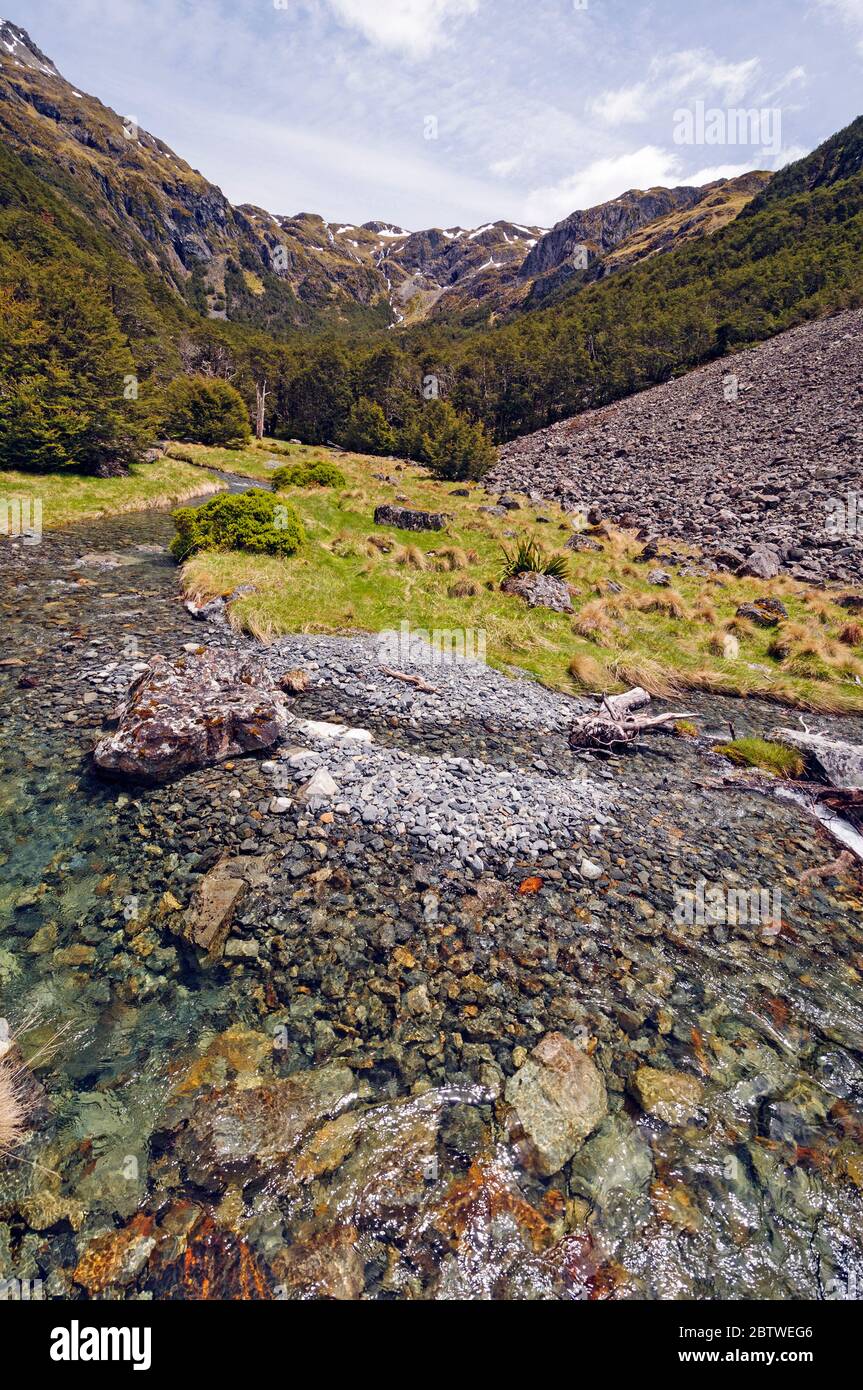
[159,376,251,447]
[501,538,569,582]
[400,400,496,482]
[170,489,305,561]
[271,460,346,490]
[340,397,395,455]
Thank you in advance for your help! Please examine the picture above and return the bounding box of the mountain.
[0,19,767,332]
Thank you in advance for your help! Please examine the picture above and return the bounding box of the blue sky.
[10,0,863,228]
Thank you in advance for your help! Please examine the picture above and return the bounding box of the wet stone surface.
[1,499,863,1300]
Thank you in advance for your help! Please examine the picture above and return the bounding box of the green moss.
[170,489,305,561]
[713,737,805,778]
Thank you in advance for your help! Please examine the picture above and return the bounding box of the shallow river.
[1,492,862,1301]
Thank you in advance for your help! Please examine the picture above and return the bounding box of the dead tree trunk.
[570,687,695,750]
[255,379,268,441]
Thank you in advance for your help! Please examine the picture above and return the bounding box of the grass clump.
[171,489,305,562]
[713,737,805,778]
[271,459,346,490]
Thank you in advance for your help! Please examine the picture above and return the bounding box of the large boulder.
[501,571,573,613]
[738,545,780,580]
[768,728,863,791]
[93,649,294,783]
[373,503,448,532]
[505,1032,607,1176]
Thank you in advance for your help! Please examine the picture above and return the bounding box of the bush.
[399,400,496,482]
[340,397,395,455]
[159,376,251,447]
[271,459,346,490]
[501,538,569,581]
[170,489,305,561]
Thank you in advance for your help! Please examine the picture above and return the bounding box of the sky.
[8,0,863,229]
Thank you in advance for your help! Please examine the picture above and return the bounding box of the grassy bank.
[0,458,219,529]
[177,443,863,713]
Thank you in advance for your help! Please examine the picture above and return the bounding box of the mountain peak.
[0,19,60,78]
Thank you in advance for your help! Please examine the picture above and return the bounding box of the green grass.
[0,458,218,529]
[163,437,333,484]
[177,443,863,712]
[713,738,807,778]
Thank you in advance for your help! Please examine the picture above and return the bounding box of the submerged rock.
[173,1064,357,1188]
[505,1032,607,1176]
[93,649,294,782]
[177,854,272,963]
[270,1227,364,1300]
[631,1066,704,1124]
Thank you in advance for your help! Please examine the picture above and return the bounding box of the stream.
[1,485,862,1301]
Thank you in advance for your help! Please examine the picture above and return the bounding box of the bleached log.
[570,687,695,750]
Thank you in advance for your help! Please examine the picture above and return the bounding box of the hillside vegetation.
[179,442,863,713]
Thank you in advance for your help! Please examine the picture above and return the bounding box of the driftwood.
[570,686,696,750]
[381,667,438,694]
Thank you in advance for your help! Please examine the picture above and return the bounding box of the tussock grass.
[177,442,863,713]
[714,737,806,778]
[0,1056,25,1155]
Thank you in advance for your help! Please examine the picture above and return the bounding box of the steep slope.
[0,19,390,332]
[0,19,769,333]
[489,309,863,583]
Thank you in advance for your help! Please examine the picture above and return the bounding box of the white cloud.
[489,154,523,178]
[325,0,481,59]
[817,0,863,53]
[521,146,685,223]
[519,134,805,226]
[590,49,761,127]
[760,65,807,101]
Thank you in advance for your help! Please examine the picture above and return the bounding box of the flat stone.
[505,1031,607,1176]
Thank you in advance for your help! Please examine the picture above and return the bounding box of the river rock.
[296,767,339,806]
[500,572,573,613]
[768,727,863,791]
[177,854,272,963]
[631,1066,704,1124]
[93,649,294,782]
[374,503,448,532]
[505,1032,607,1175]
[173,1064,356,1188]
[269,1227,364,1300]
